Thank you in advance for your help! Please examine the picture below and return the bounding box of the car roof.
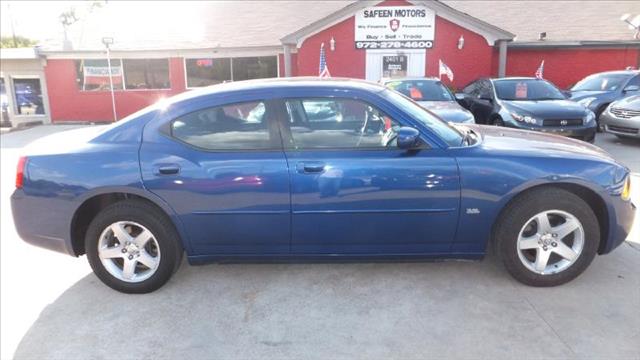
[167,77,386,104]
[491,77,546,82]
[583,70,639,77]
[382,77,441,83]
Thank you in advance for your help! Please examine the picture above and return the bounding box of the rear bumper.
[11,189,76,256]
[600,113,640,138]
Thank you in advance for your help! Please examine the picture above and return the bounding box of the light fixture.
[538,32,547,41]
[457,35,464,50]
[101,37,114,48]
[330,37,336,51]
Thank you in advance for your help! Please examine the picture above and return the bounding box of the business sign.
[355,6,435,49]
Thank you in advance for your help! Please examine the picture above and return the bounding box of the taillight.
[16,156,27,189]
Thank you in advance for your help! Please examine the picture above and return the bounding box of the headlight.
[621,176,631,201]
[583,110,596,124]
[510,112,537,124]
[578,97,597,108]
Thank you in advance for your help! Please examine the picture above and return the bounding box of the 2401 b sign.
[355,6,435,49]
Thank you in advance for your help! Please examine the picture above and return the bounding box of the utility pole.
[102,37,117,122]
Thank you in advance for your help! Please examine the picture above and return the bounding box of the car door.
[278,95,460,255]
[140,99,291,255]
[468,80,495,124]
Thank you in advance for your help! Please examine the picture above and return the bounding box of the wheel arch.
[69,189,189,256]
[491,182,609,254]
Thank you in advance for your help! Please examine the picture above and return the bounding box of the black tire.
[85,199,183,293]
[491,116,504,127]
[494,187,599,287]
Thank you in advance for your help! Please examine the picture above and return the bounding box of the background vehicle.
[11,78,635,293]
[569,70,640,127]
[382,77,475,123]
[456,77,597,142]
[600,95,640,139]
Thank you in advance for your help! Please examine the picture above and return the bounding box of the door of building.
[365,49,426,82]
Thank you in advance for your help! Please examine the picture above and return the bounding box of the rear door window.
[171,101,277,150]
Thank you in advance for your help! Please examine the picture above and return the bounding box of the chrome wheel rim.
[98,221,161,283]
[517,210,584,275]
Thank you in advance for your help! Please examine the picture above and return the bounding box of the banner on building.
[83,65,123,90]
[355,6,435,49]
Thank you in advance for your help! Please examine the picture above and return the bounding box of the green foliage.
[0,36,37,48]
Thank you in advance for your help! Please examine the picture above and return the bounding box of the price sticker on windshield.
[515,82,528,99]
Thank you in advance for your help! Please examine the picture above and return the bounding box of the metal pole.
[106,45,118,122]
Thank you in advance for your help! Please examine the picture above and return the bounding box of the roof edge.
[508,40,640,49]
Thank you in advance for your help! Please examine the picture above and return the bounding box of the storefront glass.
[75,59,124,91]
[13,78,45,115]
[123,59,170,89]
[185,56,277,87]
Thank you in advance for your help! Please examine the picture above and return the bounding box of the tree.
[0,36,37,48]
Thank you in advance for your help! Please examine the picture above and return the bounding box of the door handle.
[296,161,325,174]
[154,164,180,175]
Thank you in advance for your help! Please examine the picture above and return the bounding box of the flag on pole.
[535,60,545,79]
[319,43,331,78]
[439,59,454,82]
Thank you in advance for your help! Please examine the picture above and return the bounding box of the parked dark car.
[382,77,475,123]
[600,95,640,139]
[456,77,597,142]
[569,70,640,126]
[11,78,635,293]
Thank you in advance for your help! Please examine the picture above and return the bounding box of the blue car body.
[569,70,640,119]
[11,78,635,264]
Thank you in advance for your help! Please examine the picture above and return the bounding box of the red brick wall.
[506,47,640,89]
[45,58,186,122]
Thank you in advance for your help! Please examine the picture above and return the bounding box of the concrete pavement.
[1,125,639,359]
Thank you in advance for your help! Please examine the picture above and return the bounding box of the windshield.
[571,73,631,91]
[494,79,565,101]
[385,79,454,102]
[382,89,463,147]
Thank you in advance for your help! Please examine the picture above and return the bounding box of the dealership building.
[1,0,639,125]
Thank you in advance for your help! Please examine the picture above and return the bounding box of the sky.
[0,1,77,41]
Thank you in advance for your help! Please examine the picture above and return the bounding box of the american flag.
[535,60,545,79]
[319,43,331,78]
[439,59,454,82]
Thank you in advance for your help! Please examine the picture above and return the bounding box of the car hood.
[417,101,473,123]
[468,124,616,163]
[503,99,586,118]
[610,95,640,110]
[569,90,612,101]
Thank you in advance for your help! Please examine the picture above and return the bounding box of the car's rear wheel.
[85,199,183,293]
[495,188,599,286]
[491,116,504,127]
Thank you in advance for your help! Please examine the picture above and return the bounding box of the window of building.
[171,101,275,150]
[284,98,398,149]
[185,56,277,88]
[122,59,170,89]
[0,78,8,113]
[232,57,278,82]
[184,58,231,87]
[75,59,124,91]
[12,77,45,115]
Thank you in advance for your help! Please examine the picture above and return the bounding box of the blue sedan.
[11,78,635,293]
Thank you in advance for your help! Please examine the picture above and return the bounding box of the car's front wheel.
[495,188,599,286]
[85,199,183,293]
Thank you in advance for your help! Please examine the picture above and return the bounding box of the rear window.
[386,80,454,102]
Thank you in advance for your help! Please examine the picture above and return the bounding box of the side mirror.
[396,127,422,150]
[623,85,640,93]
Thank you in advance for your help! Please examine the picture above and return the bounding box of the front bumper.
[601,194,636,254]
[505,122,597,142]
[600,112,640,138]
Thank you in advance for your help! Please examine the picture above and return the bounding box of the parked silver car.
[600,95,640,139]
[382,77,475,123]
